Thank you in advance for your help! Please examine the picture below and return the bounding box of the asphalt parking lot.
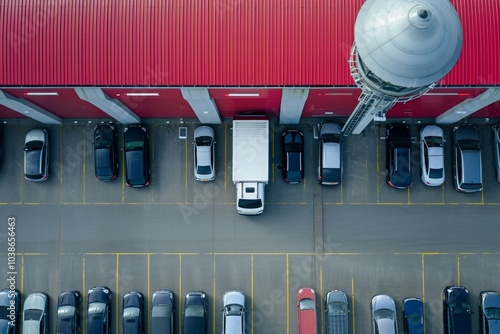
[1,118,500,334]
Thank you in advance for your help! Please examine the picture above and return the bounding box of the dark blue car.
[403,297,423,334]
[0,289,20,334]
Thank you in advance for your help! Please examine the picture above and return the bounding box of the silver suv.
[222,291,245,334]
[452,125,482,193]
[318,123,343,185]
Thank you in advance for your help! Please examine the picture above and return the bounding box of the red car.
[297,288,317,334]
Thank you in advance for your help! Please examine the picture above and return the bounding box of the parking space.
[1,119,500,334]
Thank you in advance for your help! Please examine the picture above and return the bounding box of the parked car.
[402,297,423,334]
[420,125,445,186]
[443,285,471,334]
[479,291,500,334]
[297,288,317,334]
[386,124,412,189]
[23,292,50,334]
[150,290,174,334]
[24,128,49,181]
[371,294,398,334]
[325,290,348,334]
[87,286,111,334]
[57,290,81,334]
[193,126,216,181]
[122,292,144,334]
[452,125,482,193]
[94,123,118,181]
[124,125,150,187]
[222,290,246,334]
[182,291,208,334]
[0,288,20,334]
[492,124,500,183]
[318,123,343,185]
[280,130,304,183]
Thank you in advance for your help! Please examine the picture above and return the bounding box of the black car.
[151,290,174,334]
[182,291,208,334]
[279,130,304,184]
[57,290,82,334]
[23,128,50,181]
[325,290,348,334]
[94,123,118,181]
[0,288,20,334]
[124,125,150,187]
[87,286,111,334]
[386,124,412,189]
[452,125,482,193]
[443,285,472,334]
[123,291,144,334]
[479,291,500,334]
[403,297,423,334]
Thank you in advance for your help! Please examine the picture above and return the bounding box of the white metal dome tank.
[354,0,463,90]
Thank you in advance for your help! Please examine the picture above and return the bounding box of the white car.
[23,292,50,334]
[493,124,500,183]
[371,294,397,334]
[419,125,445,186]
[193,126,215,181]
[24,128,50,181]
[222,291,245,334]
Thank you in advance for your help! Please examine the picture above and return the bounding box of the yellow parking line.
[251,254,254,334]
[21,255,24,294]
[116,254,119,334]
[179,254,183,329]
[82,255,86,334]
[286,254,290,334]
[422,254,426,334]
[351,277,355,334]
[319,261,324,333]
[457,255,461,285]
[212,255,217,334]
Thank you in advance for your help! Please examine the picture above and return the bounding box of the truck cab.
[236,182,265,215]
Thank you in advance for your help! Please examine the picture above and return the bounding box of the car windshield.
[450,302,471,314]
[299,298,315,310]
[57,305,76,316]
[123,307,140,318]
[185,304,204,317]
[152,305,172,318]
[485,307,500,320]
[25,140,43,150]
[88,302,106,314]
[24,309,43,321]
[238,199,262,209]
[425,136,443,147]
[96,138,112,149]
[429,168,443,178]
[328,302,347,315]
[197,165,212,175]
[374,309,395,320]
[196,136,212,146]
[458,139,480,150]
[125,140,144,150]
[322,134,341,143]
[225,304,243,316]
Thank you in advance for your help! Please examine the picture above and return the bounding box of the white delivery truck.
[232,118,269,215]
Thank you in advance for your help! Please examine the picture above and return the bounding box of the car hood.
[326,291,347,304]
[483,293,500,309]
[88,289,109,304]
[25,129,46,143]
[58,292,78,307]
[24,293,46,310]
[372,296,395,312]
[224,291,244,307]
[194,126,214,139]
[124,294,141,308]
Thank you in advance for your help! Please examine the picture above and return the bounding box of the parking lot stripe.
[185,136,188,203]
[82,255,86,334]
[147,253,150,334]
[422,254,427,334]
[251,254,254,334]
[351,277,356,334]
[83,130,86,204]
[224,123,228,199]
[212,255,217,334]
[319,261,324,333]
[116,254,119,334]
[179,254,183,328]
[286,254,290,334]
[21,254,24,295]
[457,255,461,285]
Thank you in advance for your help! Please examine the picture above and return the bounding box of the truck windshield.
[238,199,262,209]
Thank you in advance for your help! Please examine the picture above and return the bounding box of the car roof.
[24,293,47,310]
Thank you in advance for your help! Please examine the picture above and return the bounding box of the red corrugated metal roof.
[0,0,498,86]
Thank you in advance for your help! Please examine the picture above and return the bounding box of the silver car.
[318,123,343,185]
[493,124,500,183]
[24,129,50,181]
[419,125,445,186]
[193,126,215,181]
[371,295,397,334]
[23,292,50,334]
[222,291,245,334]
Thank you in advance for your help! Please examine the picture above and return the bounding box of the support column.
[279,88,309,124]
[436,88,500,124]
[0,90,62,124]
[74,87,141,124]
[180,88,221,124]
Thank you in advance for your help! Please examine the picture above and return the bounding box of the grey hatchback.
[452,125,482,193]
[24,128,49,181]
